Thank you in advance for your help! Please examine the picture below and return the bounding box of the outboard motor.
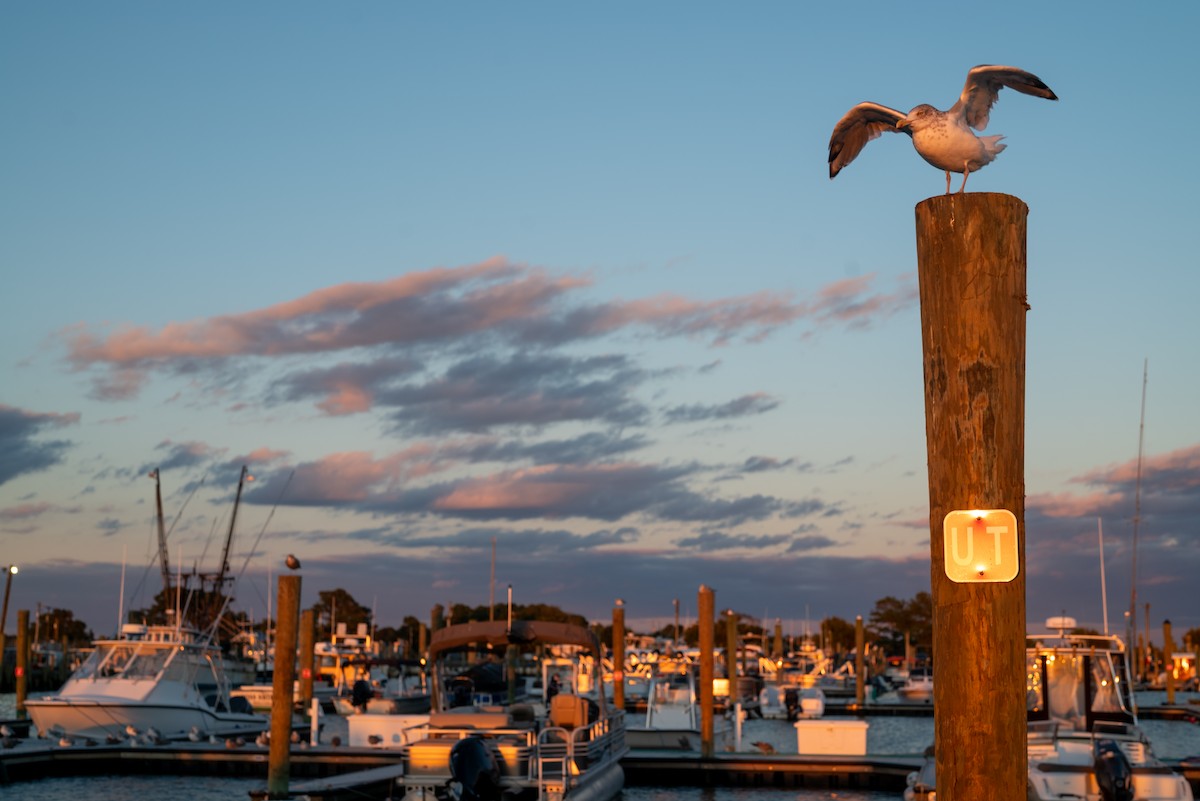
[450,736,502,801]
[784,688,800,722]
[350,679,373,712]
[1093,739,1134,801]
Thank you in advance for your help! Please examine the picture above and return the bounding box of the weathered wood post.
[855,615,865,706]
[612,600,626,711]
[724,610,737,681]
[267,575,301,799]
[1163,620,1176,705]
[298,608,315,713]
[15,609,29,717]
[698,585,715,759]
[773,619,783,660]
[917,192,1028,801]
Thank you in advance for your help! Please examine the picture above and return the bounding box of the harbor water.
[4,692,1198,801]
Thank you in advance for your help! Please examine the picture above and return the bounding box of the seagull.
[828,65,1057,194]
[285,554,301,570]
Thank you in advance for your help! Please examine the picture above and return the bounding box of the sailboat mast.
[1128,359,1148,676]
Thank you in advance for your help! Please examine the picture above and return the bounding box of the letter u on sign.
[942,509,1020,583]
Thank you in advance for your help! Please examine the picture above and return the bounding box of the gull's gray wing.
[828,102,908,179]
[951,65,1058,130]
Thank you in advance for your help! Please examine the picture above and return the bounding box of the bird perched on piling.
[285,553,301,570]
[828,65,1057,194]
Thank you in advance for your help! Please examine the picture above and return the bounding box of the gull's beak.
[895,118,911,130]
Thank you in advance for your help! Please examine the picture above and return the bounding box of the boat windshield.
[69,641,174,681]
[1027,648,1128,730]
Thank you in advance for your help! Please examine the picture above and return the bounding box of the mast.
[1128,359,1148,677]
[151,468,171,594]
[204,465,252,635]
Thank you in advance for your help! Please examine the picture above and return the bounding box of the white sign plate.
[942,509,1019,583]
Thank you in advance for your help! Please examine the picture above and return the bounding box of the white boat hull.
[25,697,266,741]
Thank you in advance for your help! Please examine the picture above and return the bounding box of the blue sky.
[2,2,1198,641]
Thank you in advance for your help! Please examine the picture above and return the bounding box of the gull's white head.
[896,104,940,132]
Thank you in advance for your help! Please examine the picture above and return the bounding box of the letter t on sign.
[942,509,1020,583]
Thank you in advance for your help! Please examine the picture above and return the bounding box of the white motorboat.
[625,665,733,751]
[25,623,268,742]
[905,619,1194,801]
[390,619,627,801]
[895,669,934,704]
[757,683,825,720]
[1026,620,1193,801]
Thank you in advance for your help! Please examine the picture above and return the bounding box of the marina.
[4,691,1199,799]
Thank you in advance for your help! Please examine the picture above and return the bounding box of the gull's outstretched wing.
[828,102,908,179]
[951,65,1058,130]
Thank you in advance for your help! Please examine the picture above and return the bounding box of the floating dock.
[1,739,1196,799]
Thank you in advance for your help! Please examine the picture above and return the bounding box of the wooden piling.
[916,192,1028,801]
[298,608,315,712]
[773,620,783,660]
[698,585,715,759]
[855,616,865,706]
[15,609,28,717]
[267,575,301,799]
[1163,620,1176,705]
[613,601,626,711]
[725,611,737,680]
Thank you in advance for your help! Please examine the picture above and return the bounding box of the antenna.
[1098,517,1109,635]
[1128,360,1148,670]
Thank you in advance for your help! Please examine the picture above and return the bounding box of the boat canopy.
[429,620,601,658]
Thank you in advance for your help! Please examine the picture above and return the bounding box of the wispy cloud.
[0,404,79,486]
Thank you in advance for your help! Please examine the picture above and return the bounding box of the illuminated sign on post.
[942,509,1019,583]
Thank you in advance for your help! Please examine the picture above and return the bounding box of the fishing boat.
[391,619,626,801]
[25,622,268,742]
[625,664,733,750]
[1025,619,1193,801]
[905,618,1194,801]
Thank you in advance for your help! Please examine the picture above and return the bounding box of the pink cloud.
[434,464,599,513]
[0,501,53,521]
[1073,444,1200,491]
[317,383,374,416]
[1026,490,1123,519]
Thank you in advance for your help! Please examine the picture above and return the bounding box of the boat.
[625,664,733,750]
[757,683,825,720]
[895,669,934,704]
[1025,619,1193,801]
[905,618,1194,801]
[390,619,626,801]
[25,622,269,742]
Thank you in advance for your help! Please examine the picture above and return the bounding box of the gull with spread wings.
[828,65,1057,194]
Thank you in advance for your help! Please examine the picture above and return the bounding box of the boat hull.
[25,697,267,741]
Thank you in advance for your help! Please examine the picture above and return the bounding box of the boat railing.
[535,710,625,795]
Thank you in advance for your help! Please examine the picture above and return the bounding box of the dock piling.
[268,574,301,799]
[916,192,1029,801]
[613,600,625,712]
[16,609,28,717]
[698,585,715,759]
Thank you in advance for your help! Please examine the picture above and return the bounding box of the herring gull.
[828,65,1057,194]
